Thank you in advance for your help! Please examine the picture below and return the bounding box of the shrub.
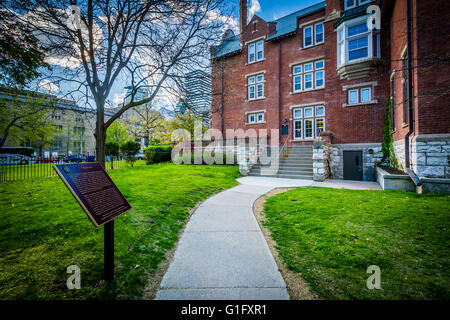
[143,145,173,164]
[105,142,120,169]
[120,140,141,167]
[381,96,398,168]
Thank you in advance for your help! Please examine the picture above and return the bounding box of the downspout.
[220,60,224,138]
[404,0,413,169]
[404,0,421,188]
[278,41,282,146]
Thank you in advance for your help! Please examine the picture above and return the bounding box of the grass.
[0,163,240,299]
[0,160,146,182]
[262,187,450,299]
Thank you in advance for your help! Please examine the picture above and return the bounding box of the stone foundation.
[329,143,383,181]
[394,134,450,178]
[313,141,331,181]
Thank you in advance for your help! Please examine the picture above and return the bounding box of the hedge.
[143,145,173,164]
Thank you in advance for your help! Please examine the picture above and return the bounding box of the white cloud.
[204,8,239,33]
[38,79,60,92]
[112,93,126,106]
[44,56,81,69]
[248,0,261,23]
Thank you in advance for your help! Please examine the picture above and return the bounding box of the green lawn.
[0,163,240,299]
[262,187,450,299]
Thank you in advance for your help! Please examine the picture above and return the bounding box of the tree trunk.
[111,156,113,170]
[95,100,106,168]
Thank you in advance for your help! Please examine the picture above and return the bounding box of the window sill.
[343,100,378,108]
[402,123,409,128]
[290,138,314,142]
[290,87,325,95]
[246,121,266,125]
[299,43,324,51]
[246,97,266,102]
[246,59,266,66]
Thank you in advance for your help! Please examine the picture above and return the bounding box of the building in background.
[175,70,212,123]
[0,87,113,156]
[210,0,450,181]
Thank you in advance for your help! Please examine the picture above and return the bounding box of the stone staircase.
[249,146,313,180]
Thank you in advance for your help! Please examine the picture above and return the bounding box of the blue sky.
[239,0,324,22]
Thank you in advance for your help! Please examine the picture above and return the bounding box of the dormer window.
[303,22,324,48]
[248,40,264,63]
[344,0,372,10]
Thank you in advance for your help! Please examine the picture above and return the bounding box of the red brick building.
[210,0,450,181]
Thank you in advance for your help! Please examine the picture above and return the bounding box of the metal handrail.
[277,138,289,174]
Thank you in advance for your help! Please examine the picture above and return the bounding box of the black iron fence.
[0,154,96,182]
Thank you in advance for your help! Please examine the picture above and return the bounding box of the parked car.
[0,147,34,165]
[63,155,86,163]
[35,156,56,163]
[136,151,144,160]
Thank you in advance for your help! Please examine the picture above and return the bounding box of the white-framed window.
[304,119,314,139]
[348,89,359,104]
[359,0,372,5]
[293,65,302,92]
[294,119,302,139]
[315,22,324,45]
[361,87,371,102]
[303,25,313,48]
[292,59,325,92]
[315,118,325,137]
[303,22,324,48]
[337,16,380,66]
[348,87,372,105]
[256,40,264,61]
[248,111,265,124]
[292,105,325,139]
[344,0,356,10]
[248,40,264,63]
[248,43,255,63]
[315,60,325,88]
[248,73,264,100]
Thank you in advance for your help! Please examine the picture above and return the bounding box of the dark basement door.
[343,151,363,181]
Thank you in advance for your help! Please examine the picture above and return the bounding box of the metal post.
[104,220,114,282]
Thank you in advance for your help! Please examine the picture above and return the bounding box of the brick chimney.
[240,0,247,35]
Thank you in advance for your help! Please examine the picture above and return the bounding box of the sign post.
[53,163,131,282]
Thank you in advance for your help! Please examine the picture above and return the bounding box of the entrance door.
[343,151,363,181]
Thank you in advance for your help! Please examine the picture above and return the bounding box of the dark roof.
[212,1,326,59]
[211,34,242,60]
[266,1,326,41]
[334,3,371,28]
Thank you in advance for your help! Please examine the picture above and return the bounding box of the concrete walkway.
[155,176,380,300]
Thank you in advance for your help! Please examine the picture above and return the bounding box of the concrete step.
[277,173,313,180]
[278,169,313,175]
[285,152,313,157]
[278,164,313,169]
[281,160,313,165]
[279,167,313,173]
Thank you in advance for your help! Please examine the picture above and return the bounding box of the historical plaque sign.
[53,163,131,227]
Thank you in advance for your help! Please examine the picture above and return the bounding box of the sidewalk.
[155,176,380,300]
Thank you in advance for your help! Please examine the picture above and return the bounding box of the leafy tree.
[381,96,398,168]
[0,88,56,148]
[120,140,141,167]
[106,142,120,169]
[123,103,165,148]
[165,111,208,143]
[106,121,129,146]
[0,8,49,88]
